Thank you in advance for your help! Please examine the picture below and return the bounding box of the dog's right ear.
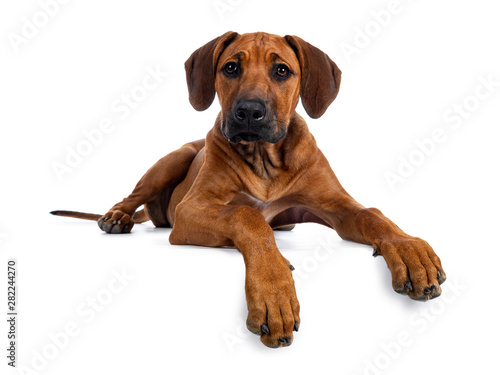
[185,31,239,111]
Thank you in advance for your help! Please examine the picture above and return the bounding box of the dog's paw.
[245,259,300,348]
[374,237,446,301]
[97,211,134,234]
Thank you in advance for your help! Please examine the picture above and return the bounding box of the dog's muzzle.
[223,100,285,143]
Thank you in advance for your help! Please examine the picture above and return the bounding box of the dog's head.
[185,32,341,143]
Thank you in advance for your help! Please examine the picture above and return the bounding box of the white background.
[1,0,499,374]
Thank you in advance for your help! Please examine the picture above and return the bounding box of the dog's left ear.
[185,31,239,111]
[285,35,342,119]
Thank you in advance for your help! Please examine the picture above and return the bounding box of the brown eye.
[223,62,238,77]
[275,64,291,80]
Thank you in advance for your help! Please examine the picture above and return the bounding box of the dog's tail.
[50,209,149,223]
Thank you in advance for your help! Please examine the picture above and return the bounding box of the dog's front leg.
[170,200,300,348]
[301,158,446,301]
[311,195,446,301]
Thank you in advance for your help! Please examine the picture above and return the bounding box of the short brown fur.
[52,32,445,348]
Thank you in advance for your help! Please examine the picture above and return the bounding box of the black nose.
[234,100,266,124]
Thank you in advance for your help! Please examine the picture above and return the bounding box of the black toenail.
[404,281,413,291]
[430,284,437,291]
[278,338,286,343]
[289,264,295,271]
[285,337,291,344]
[261,324,270,335]
[294,321,299,332]
[372,248,380,257]
[424,287,431,294]
[437,270,442,280]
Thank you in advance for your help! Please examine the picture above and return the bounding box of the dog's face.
[215,34,301,143]
[185,32,342,144]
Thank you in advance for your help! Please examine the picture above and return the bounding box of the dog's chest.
[228,191,291,222]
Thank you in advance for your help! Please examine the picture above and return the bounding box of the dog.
[52,31,446,348]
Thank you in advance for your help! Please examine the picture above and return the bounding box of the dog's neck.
[233,139,285,179]
[212,112,316,180]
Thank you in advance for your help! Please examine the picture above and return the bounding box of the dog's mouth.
[222,119,288,144]
[228,132,264,143]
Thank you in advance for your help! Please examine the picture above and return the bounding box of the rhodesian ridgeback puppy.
[52,31,446,348]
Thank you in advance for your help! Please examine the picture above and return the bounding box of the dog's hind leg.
[97,139,205,233]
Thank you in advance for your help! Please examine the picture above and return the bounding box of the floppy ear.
[185,31,239,111]
[285,35,342,119]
